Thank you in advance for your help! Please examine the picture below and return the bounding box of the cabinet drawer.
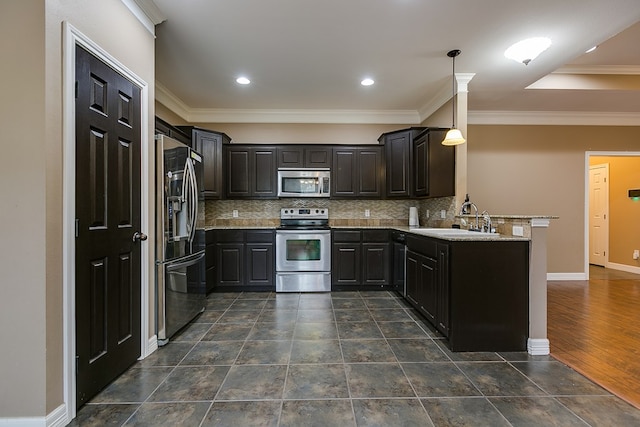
[217,229,244,243]
[246,230,274,243]
[362,229,389,242]
[406,234,437,259]
[333,230,361,242]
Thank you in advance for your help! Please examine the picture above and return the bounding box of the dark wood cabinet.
[155,117,191,145]
[380,128,424,197]
[332,229,391,290]
[332,147,384,198]
[214,229,275,291]
[277,146,332,168]
[225,146,277,198]
[414,128,455,198]
[204,230,216,293]
[392,240,406,290]
[177,126,231,200]
[379,127,454,198]
[405,234,529,351]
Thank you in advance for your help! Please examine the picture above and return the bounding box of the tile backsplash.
[204,197,457,228]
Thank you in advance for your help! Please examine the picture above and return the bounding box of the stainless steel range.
[276,208,331,292]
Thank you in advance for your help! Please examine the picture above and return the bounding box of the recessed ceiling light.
[361,78,375,86]
[585,45,598,53]
[504,37,552,65]
[236,77,250,85]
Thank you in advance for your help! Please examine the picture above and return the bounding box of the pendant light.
[442,49,466,146]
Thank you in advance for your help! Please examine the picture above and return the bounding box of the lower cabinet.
[213,229,275,292]
[406,234,529,352]
[332,229,392,290]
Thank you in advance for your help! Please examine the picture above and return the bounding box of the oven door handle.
[276,229,331,234]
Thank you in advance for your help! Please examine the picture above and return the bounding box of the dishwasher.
[391,231,407,296]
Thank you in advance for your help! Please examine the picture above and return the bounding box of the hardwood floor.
[548,265,640,409]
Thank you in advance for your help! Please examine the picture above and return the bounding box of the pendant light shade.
[442,49,466,146]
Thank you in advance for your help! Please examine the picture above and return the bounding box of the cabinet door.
[428,129,455,198]
[436,243,450,337]
[413,134,429,197]
[305,147,332,168]
[405,251,419,306]
[362,243,390,286]
[419,256,437,323]
[217,243,244,287]
[332,243,361,286]
[277,146,304,168]
[226,147,250,197]
[193,129,223,199]
[252,147,277,197]
[385,131,411,197]
[245,243,273,288]
[332,149,357,196]
[358,148,384,197]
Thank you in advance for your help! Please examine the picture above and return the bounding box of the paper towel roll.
[409,207,419,227]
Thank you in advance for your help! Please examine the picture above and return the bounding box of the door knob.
[132,232,148,242]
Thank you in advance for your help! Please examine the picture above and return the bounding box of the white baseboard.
[47,404,68,427]
[144,335,158,358]
[547,272,587,281]
[607,262,640,275]
[0,403,69,427]
[528,338,550,355]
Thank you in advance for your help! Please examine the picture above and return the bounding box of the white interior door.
[589,164,609,266]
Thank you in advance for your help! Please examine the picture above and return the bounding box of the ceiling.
[146,0,640,125]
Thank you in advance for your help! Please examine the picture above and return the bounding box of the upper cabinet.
[332,146,384,198]
[414,128,455,198]
[225,145,277,198]
[379,127,455,199]
[155,117,191,145]
[178,126,231,200]
[277,146,332,168]
[380,128,425,198]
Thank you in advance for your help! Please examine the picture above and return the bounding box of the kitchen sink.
[409,228,500,238]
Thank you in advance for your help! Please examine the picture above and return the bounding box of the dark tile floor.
[70,291,640,426]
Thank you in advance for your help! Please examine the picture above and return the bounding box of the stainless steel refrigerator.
[155,134,206,346]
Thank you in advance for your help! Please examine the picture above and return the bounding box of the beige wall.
[589,156,640,267]
[0,0,155,418]
[467,125,640,273]
[0,0,47,417]
[156,103,411,145]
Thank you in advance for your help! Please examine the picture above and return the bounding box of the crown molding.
[418,73,475,122]
[155,81,191,120]
[122,0,166,35]
[468,110,640,126]
[553,65,640,75]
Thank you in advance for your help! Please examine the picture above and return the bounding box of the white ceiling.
[147,0,640,124]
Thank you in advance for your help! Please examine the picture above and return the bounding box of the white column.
[528,218,551,355]
[454,73,474,208]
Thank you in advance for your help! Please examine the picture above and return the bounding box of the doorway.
[585,152,640,278]
[63,23,152,420]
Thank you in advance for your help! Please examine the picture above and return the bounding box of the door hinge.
[76,355,79,374]
[75,81,78,99]
[75,219,79,238]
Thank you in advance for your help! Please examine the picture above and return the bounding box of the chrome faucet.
[459,201,479,231]
[481,210,492,233]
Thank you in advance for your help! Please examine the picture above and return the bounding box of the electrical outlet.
[232,209,239,218]
[633,249,639,260]
[364,209,370,217]
[440,210,446,219]
[426,209,430,218]
[512,225,524,237]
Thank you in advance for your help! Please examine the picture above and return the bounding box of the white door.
[589,164,609,266]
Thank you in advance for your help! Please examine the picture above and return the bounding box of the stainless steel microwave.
[277,169,330,197]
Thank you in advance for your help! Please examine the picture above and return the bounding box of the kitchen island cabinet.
[406,233,529,351]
